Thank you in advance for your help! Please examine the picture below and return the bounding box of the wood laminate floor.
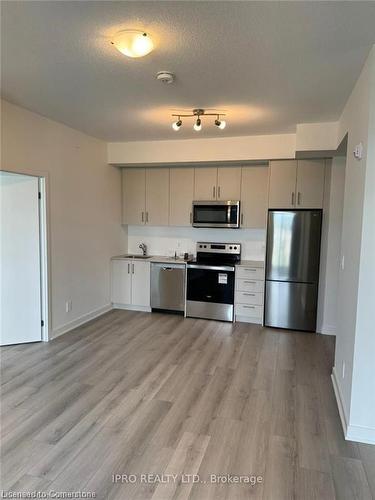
[1,310,374,499]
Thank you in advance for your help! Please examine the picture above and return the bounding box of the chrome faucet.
[139,242,147,256]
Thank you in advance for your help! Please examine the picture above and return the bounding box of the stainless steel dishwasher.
[151,263,186,314]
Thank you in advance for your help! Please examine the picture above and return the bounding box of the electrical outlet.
[65,300,72,313]
[342,361,346,379]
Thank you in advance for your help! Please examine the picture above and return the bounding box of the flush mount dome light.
[111,30,154,58]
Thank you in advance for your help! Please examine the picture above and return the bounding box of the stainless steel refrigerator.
[264,210,322,332]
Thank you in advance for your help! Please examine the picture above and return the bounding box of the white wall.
[108,133,296,165]
[317,157,346,335]
[332,45,375,444]
[127,225,266,261]
[1,100,127,338]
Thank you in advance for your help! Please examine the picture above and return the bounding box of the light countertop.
[112,255,264,267]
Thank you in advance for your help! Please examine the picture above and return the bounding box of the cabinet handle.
[145,212,149,223]
[218,186,221,198]
[243,293,256,296]
[244,268,257,272]
[241,213,244,226]
[141,212,144,223]
[190,212,192,224]
[213,186,216,199]
[132,263,134,274]
[291,192,295,206]
[243,281,257,284]
[127,263,130,274]
[297,192,301,205]
[243,305,255,309]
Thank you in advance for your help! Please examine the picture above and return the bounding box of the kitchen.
[111,160,326,331]
[1,2,375,498]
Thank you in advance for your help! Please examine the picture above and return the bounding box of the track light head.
[172,119,182,131]
[215,116,226,129]
[193,118,202,131]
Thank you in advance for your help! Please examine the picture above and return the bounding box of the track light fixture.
[171,109,226,132]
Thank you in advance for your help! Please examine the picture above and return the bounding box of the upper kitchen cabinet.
[169,168,194,226]
[268,160,297,209]
[268,159,325,209]
[240,165,269,228]
[194,166,241,200]
[122,168,146,225]
[217,167,241,200]
[194,167,217,200]
[145,168,169,226]
[295,160,325,208]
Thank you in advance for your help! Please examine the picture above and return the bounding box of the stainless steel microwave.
[192,201,240,228]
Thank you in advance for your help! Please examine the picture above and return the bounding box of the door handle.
[145,212,149,223]
[190,212,192,224]
[241,213,244,226]
[297,192,301,205]
[141,211,144,223]
[291,192,295,206]
[218,186,221,198]
[132,263,134,274]
[213,186,216,199]
[127,263,130,274]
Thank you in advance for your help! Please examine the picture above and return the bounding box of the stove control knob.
[204,245,207,248]
[234,246,237,250]
[199,245,203,248]
[229,246,233,249]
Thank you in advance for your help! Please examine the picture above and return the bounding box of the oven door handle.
[187,264,235,272]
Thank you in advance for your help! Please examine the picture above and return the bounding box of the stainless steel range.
[186,242,241,322]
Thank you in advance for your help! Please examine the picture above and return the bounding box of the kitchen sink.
[122,254,152,259]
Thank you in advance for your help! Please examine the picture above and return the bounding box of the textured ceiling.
[2,1,375,141]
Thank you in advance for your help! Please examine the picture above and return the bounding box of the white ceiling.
[2,1,375,142]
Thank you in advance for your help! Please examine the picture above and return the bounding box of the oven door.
[186,265,235,321]
[192,201,240,228]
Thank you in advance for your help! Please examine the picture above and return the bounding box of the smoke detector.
[156,71,175,84]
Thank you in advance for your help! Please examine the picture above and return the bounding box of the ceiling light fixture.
[171,109,226,132]
[111,30,154,58]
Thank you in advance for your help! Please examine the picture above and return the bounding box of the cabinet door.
[217,167,241,200]
[169,168,194,226]
[268,160,297,208]
[111,260,131,304]
[240,166,269,228]
[194,168,217,200]
[296,160,325,209]
[145,168,169,226]
[122,169,145,225]
[131,261,150,307]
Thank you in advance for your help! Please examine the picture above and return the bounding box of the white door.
[122,168,146,225]
[296,160,325,209]
[111,260,131,305]
[240,166,269,228]
[131,261,150,307]
[194,168,218,200]
[0,172,42,345]
[169,168,194,226]
[268,160,298,208]
[145,169,169,226]
[217,167,241,200]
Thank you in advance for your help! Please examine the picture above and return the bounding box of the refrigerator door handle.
[291,191,295,206]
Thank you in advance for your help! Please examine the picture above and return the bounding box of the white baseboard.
[331,367,348,436]
[50,304,113,339]
[346,424,375,445]
[112,303,151,313]
[319,323,337,335]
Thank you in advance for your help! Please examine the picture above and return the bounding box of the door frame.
[1,169,50,342]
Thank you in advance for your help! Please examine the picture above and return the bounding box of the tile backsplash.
[127,225,266,260]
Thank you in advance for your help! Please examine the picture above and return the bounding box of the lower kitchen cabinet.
[234,262,265,324]
[111,259,150,310]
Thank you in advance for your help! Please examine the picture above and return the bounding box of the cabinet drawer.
[235,291,263,306]
[235,279,264,293]
[236,266,264,280]
[235,304,263,318]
